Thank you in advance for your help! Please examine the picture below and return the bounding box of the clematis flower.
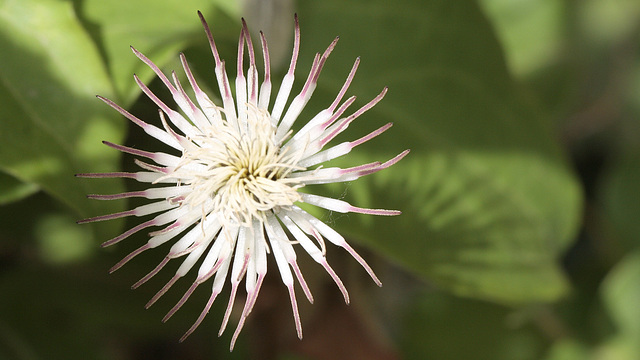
[78,11,408,350]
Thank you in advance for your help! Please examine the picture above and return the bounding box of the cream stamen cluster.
[175,103,304,227]
[78,12,408,350]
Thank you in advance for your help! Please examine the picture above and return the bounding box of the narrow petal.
[281,214,349,303]
[316,87,388,150]
[219,227,249,335]
[86,186,188,201]
[270,14,300,123]
[230,221,267,350]
[179,247,233,341]
[198,11,237,124]
[301,193,401,216]
[180,53,222,125]
[97,95,180,150]
[276,37,339,142]
[287,207,382,286]
[134,74,198,138]
[268,215,314,303]
[264,214,303,339]
[297,122,393,168]
[257,31,271,110]
[102,141,181,167]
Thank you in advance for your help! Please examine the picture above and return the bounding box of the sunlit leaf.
[478,0,564,76]
[0,171,38,204]
[0,0,125,238]
[298,0,582,303]
[545,339,591,360]
[80,0,241,105]
[578,0,640,46]
[601,250,640,338]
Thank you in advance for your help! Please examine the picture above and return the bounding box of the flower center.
[173,105,304,226]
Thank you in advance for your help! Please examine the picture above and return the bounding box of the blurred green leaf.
[594,336,640,360]
[601,250,640,339]
[0,171,38,204]
[0,0,125,238]
[479,0,565,77]
[80,0,241,105]
[601,153,640,250]
[35,213,95,264]
[578,0,640,47]
[0,261,240,359]
[401,291,546,359]
[298,0,582,303]
[545,339,591,360]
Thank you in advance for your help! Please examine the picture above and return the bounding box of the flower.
[78,11,408,350]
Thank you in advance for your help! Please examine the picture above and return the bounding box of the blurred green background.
[1,0,639,359]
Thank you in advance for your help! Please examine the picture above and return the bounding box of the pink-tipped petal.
[319,87,388,148]
[96,95,180,150]
[130,46,176,93]
[133,257,170,290]
[350,122,394,147]
[329,57,360,112]
[134,75,196,138]
[301,193,401,216]
[341,242,382,287]
[110,243,151,273]
[77,209,136,224]
[101,219,155,247]
[270,14,300,123]
[281,213,349,303]
[146,274,179,308]
[320,259,349,304]
[219,231,250,335]
[242,19,259,105]
[258,31,271,109]
[287,283,303,339]
[230,272,265,350]
[235,23,248,128]
[287,208,382,286]
[355,149,410,178]
[180,53,220,125]
[163,281,200,322]
[180,291,219,342]
[198,10,222,65]
[219,251,249,335]
[290,261,314,304]
[170,70,210,130]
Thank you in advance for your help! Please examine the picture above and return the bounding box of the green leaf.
[578,0,640,47]
[400,291,547,359]
[0,171,38,204]
[594,336,640,360]
[80,0,241,105]
[0,0,125,237]
[545,340,591,360]
[0,261,238,359]
[601,251,640,339]
[478,0,565,76]
[600,152,640,250]
[297,0,582,303]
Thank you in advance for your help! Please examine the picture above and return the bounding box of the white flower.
[78,11,408,350]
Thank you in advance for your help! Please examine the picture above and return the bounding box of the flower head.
[79,12,408,350]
